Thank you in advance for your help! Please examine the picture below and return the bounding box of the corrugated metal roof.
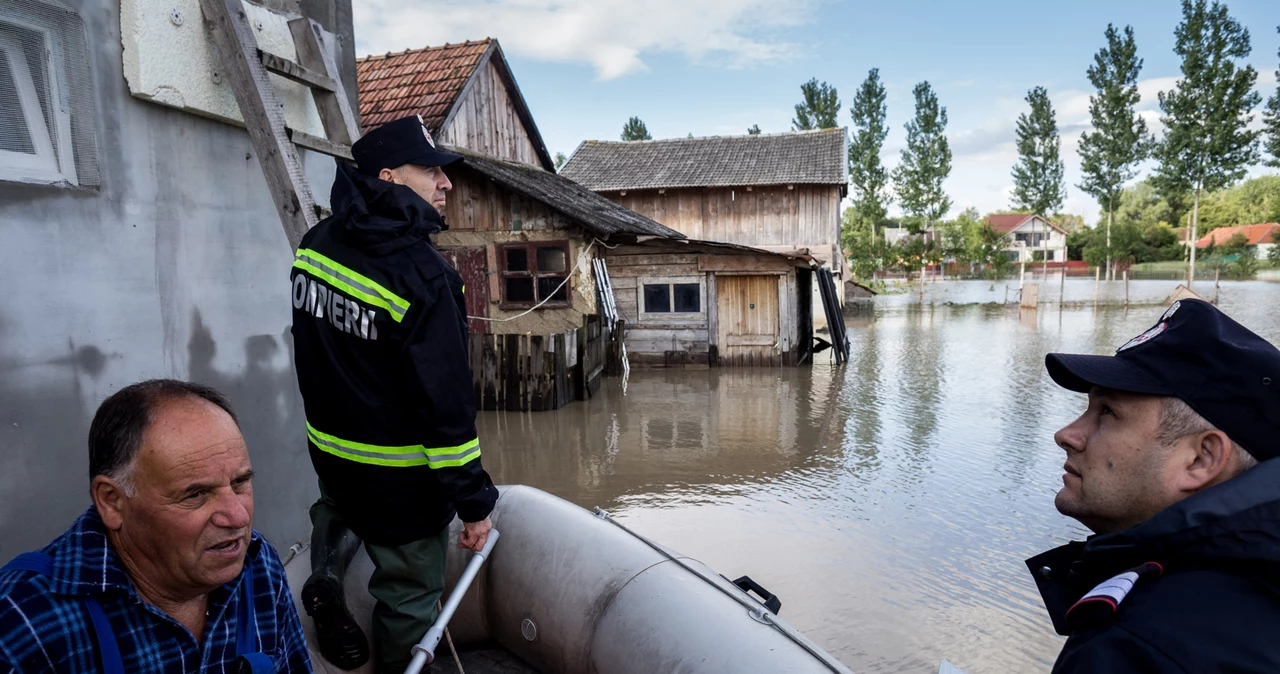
[559,128,848,191]
[356,40,493,132]
[453,150,683,240]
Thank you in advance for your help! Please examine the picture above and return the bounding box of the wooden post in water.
[1123,270,1129,308]
[1059,266,1066,310]
[1094,267,1100,310]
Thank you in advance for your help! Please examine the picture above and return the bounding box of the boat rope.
[593,508,850,674]
[436,599,465,674]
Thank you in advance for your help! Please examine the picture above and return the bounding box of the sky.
[352,0,1280,224]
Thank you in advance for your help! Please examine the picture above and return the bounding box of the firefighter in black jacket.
[290,115,499,673]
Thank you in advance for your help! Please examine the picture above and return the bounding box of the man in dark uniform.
[1030,298,1280,672]
[290,115,498,673]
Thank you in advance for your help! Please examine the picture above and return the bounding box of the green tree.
[554,152,567,171]
[621,117,652,141]
[1196,176,1280,231]
[1269,232,1280,265]
[1078,24,1153,280]
[893,82,953,228]
[841,207,892,281]
[793,78,841,130]
[1011,86,1066,217]
[1151,0,1261,286]
[1264,26,1280,167]
[747,124,762,135]
[846,68,892,245]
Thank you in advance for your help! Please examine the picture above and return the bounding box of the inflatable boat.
[285,485,852,674]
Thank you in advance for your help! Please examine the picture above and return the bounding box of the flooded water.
[477,279,1280,674]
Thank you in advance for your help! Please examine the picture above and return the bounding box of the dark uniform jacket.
[291,162,497,546]
[1027,458,1280,673]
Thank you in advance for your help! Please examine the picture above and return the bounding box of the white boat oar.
[405,529,500,674]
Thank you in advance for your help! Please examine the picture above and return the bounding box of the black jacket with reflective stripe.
[1027,459,1280,673]
[290,163,497,546]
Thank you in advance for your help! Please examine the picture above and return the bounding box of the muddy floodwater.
[477,279,1280,673]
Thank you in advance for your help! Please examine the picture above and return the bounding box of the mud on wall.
[0,0,354,560]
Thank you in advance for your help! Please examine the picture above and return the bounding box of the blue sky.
[353,0,1280,224]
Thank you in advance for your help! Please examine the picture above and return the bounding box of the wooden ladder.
[197,0,361,251]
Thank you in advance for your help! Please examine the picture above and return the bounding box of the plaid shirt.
[0,508,312,673]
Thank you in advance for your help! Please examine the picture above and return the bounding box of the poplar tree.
[1263,25,1280,168]
[1011,86,1066,217]
[1078,24,1152,279]
[846,68,891,247]
[893,82,953,227]
[621,117,652,141]
[793,79,841,130]
[1152,0,1260,286]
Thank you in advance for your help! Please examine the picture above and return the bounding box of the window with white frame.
[0,3,96,187]
[639,277,704,319]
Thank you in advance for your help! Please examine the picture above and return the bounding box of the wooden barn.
[603,240,818,367]
[357,39,681,409]
[560,129,849,324]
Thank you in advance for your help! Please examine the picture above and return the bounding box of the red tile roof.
[356,39,494,132]
[1195,223,1280,248]
[984,213,1035,234]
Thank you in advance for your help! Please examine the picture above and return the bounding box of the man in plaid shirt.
[0,380,312,672]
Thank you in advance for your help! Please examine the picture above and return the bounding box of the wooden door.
[715,275,781,366]
[438,247,490,333]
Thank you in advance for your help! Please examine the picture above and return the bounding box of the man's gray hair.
[88,380,239,496]
[1158,397,1257,474]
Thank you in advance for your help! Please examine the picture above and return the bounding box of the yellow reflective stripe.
[306,423,480,469]
[306,422,429,467]
[425,442,481,469]
[295,248,410,323]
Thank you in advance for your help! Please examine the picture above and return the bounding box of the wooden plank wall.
[607,185,841,250]
[604,243,805,368]
[469,331,573,412]
[437,59,543,168]
[606,248,710,368]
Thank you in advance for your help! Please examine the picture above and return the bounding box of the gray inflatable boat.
[285,485,852,674]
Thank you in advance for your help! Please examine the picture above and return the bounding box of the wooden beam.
[288,127,353,161]
[289,17,361,146]
[259,49,336,92]
[198,0,316,250]
[698,255,794,273]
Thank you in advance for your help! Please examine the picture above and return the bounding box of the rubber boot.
[302,508,370,670]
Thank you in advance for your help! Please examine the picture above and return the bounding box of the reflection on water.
[477,280,1280,673]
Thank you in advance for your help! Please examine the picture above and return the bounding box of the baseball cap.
[1045,299,1280,460]
[351,115,462,176]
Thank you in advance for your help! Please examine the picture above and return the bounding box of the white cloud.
[353,0,814,80]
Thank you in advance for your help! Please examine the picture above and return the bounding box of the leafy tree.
[1269,232,1280,265]
[747,124,762,135]
[893,82,953,227]
[621,117,652,141]
[1151,0,1261,286]
[1264,26,1280,168]
[1051,213,1088,233]
[554,152,567,171]
[846,68,892,242]
[793,79,841,130]
[1011,86,1066,216]
[841,208,892,281]
[1196,176,1280,231]
[1078,24,1153,279]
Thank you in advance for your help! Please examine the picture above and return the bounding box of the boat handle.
[730,575,782,615]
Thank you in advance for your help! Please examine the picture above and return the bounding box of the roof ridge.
[357,37,493,63]
[581,127,846,145]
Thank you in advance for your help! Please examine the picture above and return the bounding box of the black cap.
[351,115,462,176]
[1045,299,1280,460]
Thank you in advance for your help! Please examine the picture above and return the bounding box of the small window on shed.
[641,280,702,316]
[498,241,571,309]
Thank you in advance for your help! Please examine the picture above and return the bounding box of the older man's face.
[1053,388,1180,534]
[117,397,254,595]
[388,164,452,212]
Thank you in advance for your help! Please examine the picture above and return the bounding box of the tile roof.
[984,213,1067,235]
[453,150,683,240]
[1195,223,1280,248]
[356,39,493,132]
[559,128,848,191]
